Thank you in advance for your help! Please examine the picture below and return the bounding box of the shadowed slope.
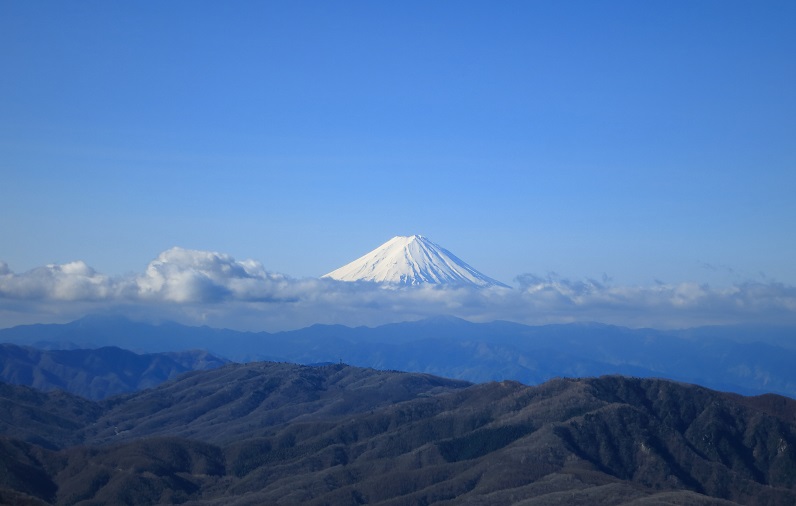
[0,364,795,504]
[0,343,227,400]
[88,362,471,445]
[0,382,100,449]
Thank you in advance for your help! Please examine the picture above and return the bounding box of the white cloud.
[1,249,795,331]
[512,273,796,327]
[133,247,291,303]
[0,260,115,301]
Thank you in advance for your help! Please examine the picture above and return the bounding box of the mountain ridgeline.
[0,343,227,400]
[1,362,795,505]
[2,315,796,399]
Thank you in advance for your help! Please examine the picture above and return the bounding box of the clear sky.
[1,2,795,330]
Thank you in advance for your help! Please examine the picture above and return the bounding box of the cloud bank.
[2,248,795,331]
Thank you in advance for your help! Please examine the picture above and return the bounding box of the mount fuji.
[323,235,510,288]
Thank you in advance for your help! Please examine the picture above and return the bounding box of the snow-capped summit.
[323,235,509,288]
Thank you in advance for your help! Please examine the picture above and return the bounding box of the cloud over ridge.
[1,248,795,331]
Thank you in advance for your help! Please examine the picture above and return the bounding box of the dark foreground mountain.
[0,343,227,400]
[3,315,796,398]
[1,362,796,505]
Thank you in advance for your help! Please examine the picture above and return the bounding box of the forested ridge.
[1,362,795,504]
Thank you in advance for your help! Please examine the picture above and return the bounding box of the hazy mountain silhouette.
[3,315,796,398]
[0,343,227,400]
[1,362,795,504]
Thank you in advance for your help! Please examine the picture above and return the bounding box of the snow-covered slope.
[323,235,510,288]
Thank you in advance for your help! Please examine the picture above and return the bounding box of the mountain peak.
[323,235,509,288]
[388,234,425,245]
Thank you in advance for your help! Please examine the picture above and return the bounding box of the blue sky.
[1,2,795,330]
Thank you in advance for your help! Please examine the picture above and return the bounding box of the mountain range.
[2,238,794,504]
[1,361,795,505]
[0,344,226,400]
[2,315,795,399]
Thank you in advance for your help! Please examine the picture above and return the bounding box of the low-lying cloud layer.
[2,248,795,331]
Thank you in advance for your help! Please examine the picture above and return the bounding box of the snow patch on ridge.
[322,235,510,288]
